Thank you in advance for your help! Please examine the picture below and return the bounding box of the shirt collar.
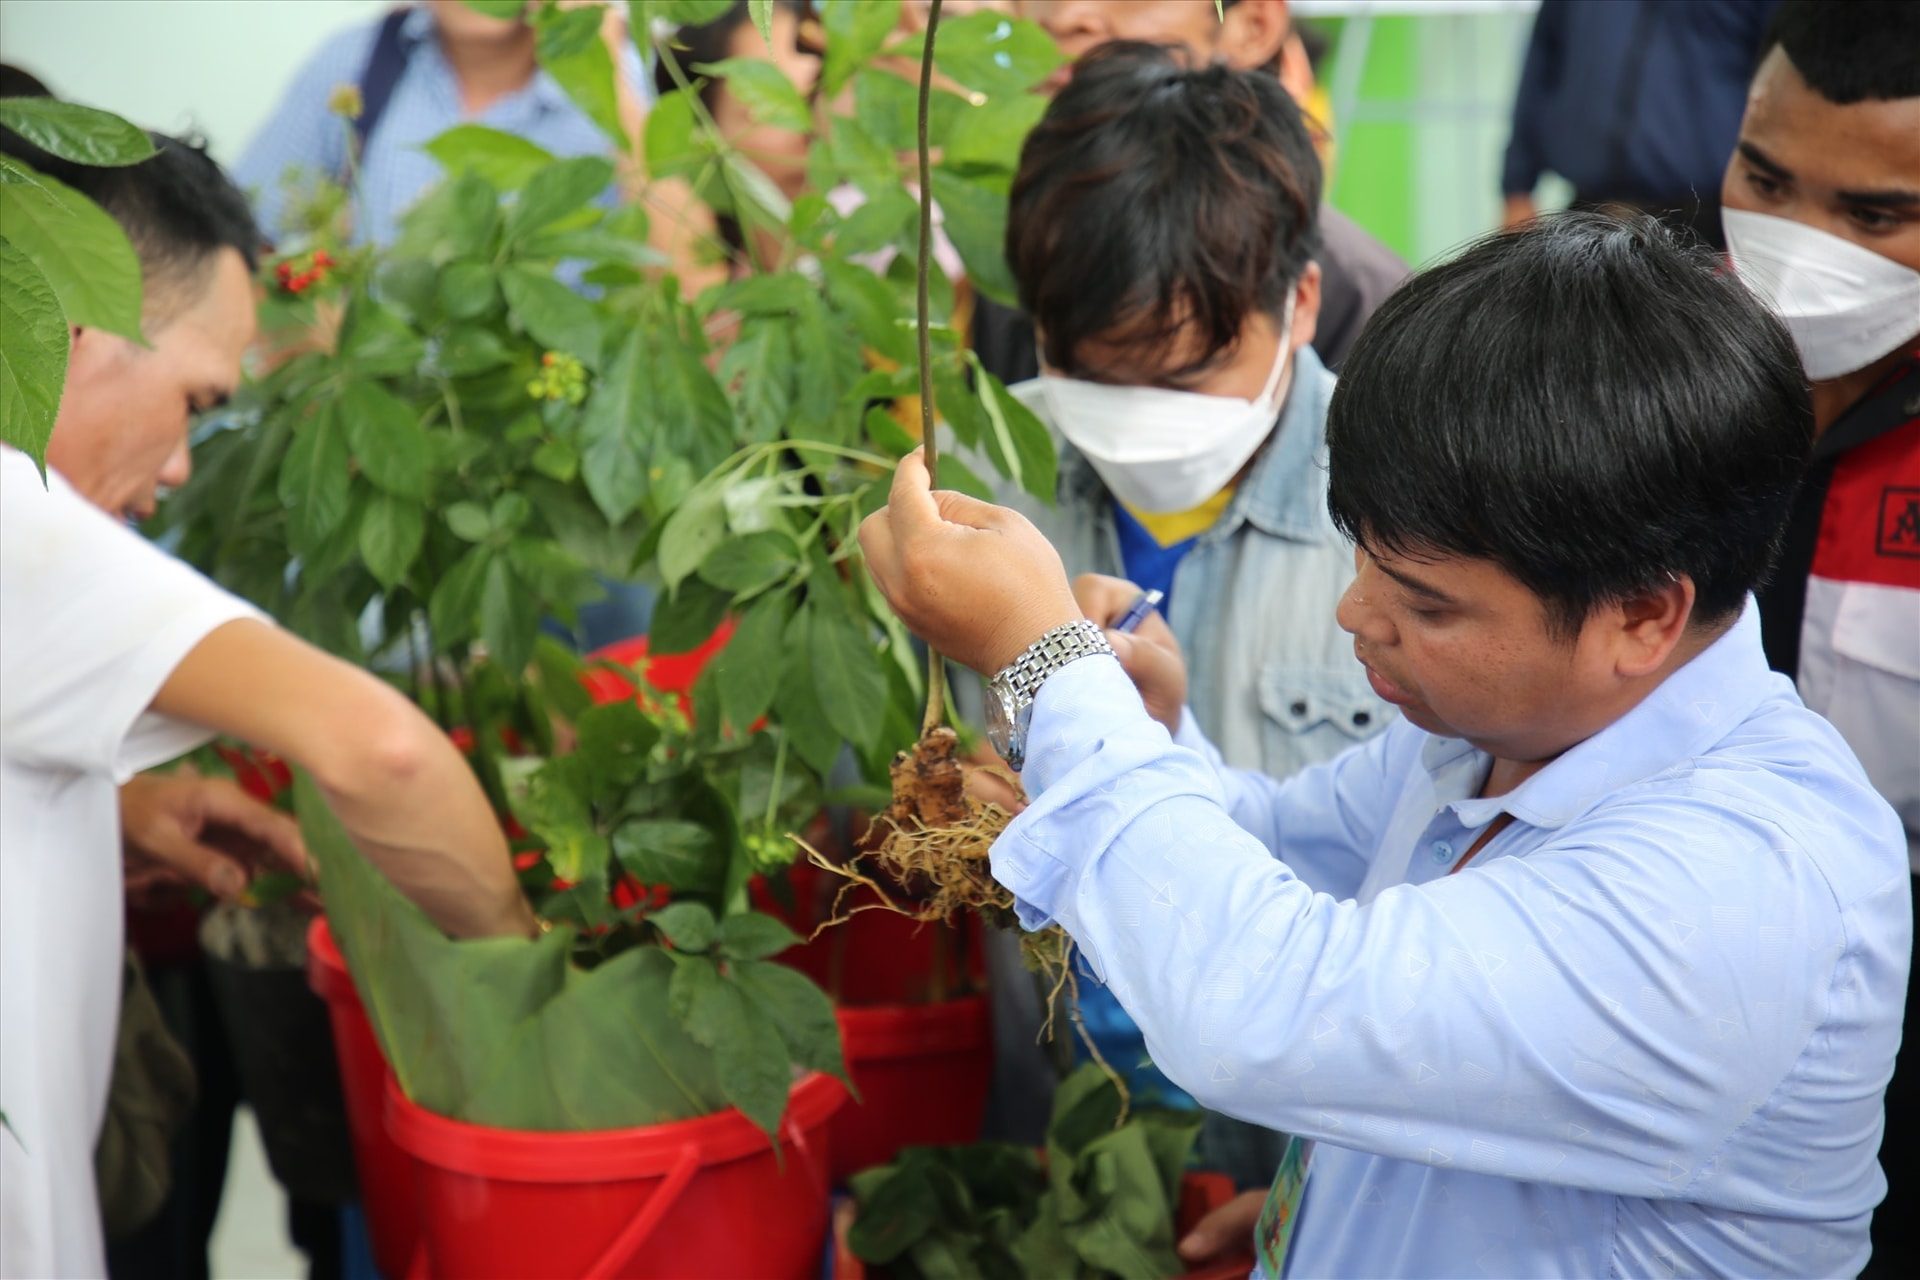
[1425,599,1778,831]
[1051,344,1339,546]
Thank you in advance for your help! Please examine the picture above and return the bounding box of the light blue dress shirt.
[235,8,646,248]
[994,604,1910,1277]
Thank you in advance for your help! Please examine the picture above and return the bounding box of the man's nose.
[1335,560,1391,644]
[157,438,192,490]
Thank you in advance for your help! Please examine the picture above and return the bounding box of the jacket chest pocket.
[1258,663,1394,775]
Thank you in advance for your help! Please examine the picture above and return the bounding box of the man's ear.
[1220,0,1291,73]
[1613,576,1695,678]
[1290,262,1322,356]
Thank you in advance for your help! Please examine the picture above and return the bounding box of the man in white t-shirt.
[0,132,535,1278]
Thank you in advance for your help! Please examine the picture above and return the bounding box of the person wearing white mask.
[963,43,1393,1188]
[1721,1,1920,1270]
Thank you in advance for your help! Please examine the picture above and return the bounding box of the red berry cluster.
[274,249,336,296]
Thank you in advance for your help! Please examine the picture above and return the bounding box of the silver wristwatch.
[985,620,1115,772]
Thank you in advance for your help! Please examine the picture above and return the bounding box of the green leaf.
[698,531,796,594]
[832,183,918,258]
[340,382,431,499]
[822,258,911,363]
[428,544,493,645]
[822,0,901,99]
[481,554,538,674]
[709,589,789,732]
[359,493,425,588]
[747,0,774,47]
[277,401,352,549]
[716,319,793,445]
[657,480,729,591]
[0,168,143,340]
[975,365,1056,505]
[577,327,650,522]
[648,577,731,655]
[852,67,919,155]
[613,819,722,895]
[790,293,862,432]
[928,169,1017,305]
[424,125,557,192]
[445,502,492,542]
[827,114,899,201]
[460,0,526,17]
[654,0,735,22]
[531,436,579,481]
[339,298,429,376]
[508,156,616,241]
[575,699,661,797]
[539,12,627,146]
[293,772,729,1132]
[807,602,887,750]
[641,88,702,182]
[653,901,718,952]
[712,272,814,317]
[532,636,594,723]
[942,92,1049,171]
[732,959,846,1080]
[501,267,604,367]
[440,324,512,376]
[911,10,1068,98]
[773,608,844,774]
[437,260,497,319]
[694,58,812,134]
[0,237,68,472]
[707,975,792,1138]
[717,913,799,961]
[649,329,735,475]
[0,99,155,166]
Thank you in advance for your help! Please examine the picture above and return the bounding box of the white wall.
[0,0,388,163]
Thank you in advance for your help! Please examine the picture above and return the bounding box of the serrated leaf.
[822,0,901,99]
[0,99,155,166]
[716,319,793,445]
[340,382,431,498]
[975,364,1057,505]
[942,91,1049,170]
[695,58,812,134]
[822,258,911,363]
[0,237,68,472]
[437,260,497,319]
[732,959,847,1080]
[0,168,143,340]
[575,699,660,795]
[748,0,774,46]
[481,554,538,674]
[775,608,844,774]
[657,480,729,590]
[359,493,425,588]
[424,125,556,192]
[709,589,789,732]
[832,183,917,257]
[717,913,800,961]
[577,326,650,521]
[460,0,526,17]
[531,436,579,481]
[613,820,722,895]
[502,267,603,368]
[808,602,886,750]
[698,531,796,594]
[277,401,351,549]
[852,67,918,154]
[648,577,731,655]
[540,13,627,145]
[714,986,792,1138]
[427,544,492,645]
[508,156,616,241]
[653,901,718,952]
[928,169,1017,306]
[905,10,1067,98]
[445,502,492,542]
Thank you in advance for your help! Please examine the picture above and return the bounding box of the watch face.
[986,680,1015,759]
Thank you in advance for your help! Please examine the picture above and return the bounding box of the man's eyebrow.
[1737,141,1791,181]
[1837,185,1920,208]
[1377,561,1460,606]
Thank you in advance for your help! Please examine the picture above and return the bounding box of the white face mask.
[1724,207,1920,381]
[1037,298,1296,513]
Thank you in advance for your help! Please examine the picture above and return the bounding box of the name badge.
[1254,1135,1315,1277]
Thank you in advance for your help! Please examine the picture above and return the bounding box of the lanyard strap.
[1450,812,1516,875]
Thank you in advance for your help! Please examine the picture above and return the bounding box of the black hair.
[1006,41,1322,379]
[0,120,260,322]
[1326,212,1812,638]
[0,62,55,99]
[1764,0,1920,103]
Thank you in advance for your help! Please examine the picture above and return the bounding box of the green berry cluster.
[527,351,588,405]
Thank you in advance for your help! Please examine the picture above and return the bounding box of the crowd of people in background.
[2,1,1916,1277]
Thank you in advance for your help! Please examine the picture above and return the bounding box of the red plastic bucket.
[305,917,422,1280]
[767,859,987,1008]
[832,995,992,1181]
[386,1071,845,1280]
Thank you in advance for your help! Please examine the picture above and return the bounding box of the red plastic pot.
[832,995,992,1181]
[305,918,421,1280]
[830,1168,1255,1279]
[765,858,987,1007]
[385,1071,845,1280]
[582,624,735,715]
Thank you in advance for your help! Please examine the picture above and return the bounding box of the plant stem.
[917,0,948,738]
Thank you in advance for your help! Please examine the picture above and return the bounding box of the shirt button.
[1290,699,1309,717]
[1352,711,1372,728]
[1430,840,1454,863]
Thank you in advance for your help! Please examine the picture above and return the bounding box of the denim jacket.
[993,346,1394,777]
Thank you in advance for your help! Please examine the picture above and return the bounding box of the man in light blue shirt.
[236,1,646,248]
[860,213,1910,1276]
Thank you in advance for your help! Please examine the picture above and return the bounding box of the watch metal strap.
[1005,620,1115,704]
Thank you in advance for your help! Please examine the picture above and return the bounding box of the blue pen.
[1111,589,1164,634]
